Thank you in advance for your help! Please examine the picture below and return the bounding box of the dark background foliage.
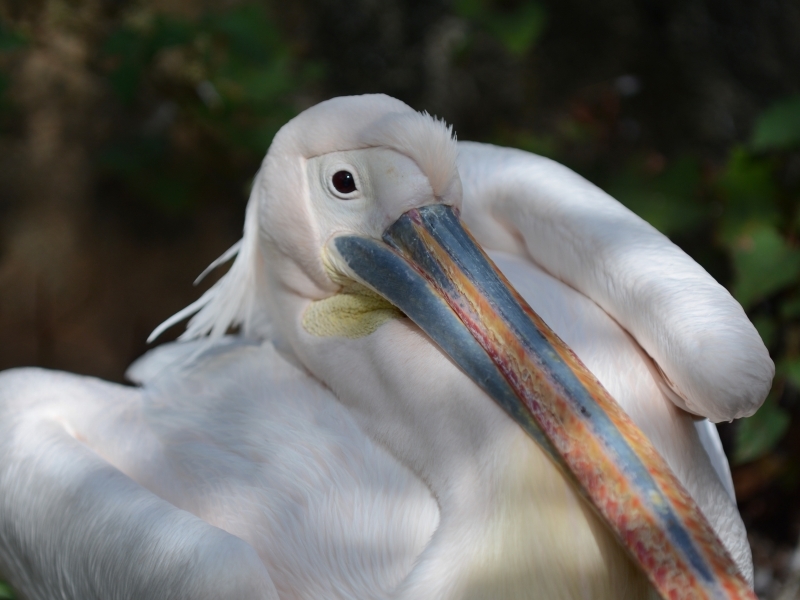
[0,0,799,597]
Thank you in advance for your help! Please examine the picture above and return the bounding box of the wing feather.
[458,141,773,423]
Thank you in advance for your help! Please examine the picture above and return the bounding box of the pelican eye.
[332,170,357,194]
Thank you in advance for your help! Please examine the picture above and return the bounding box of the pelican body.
[0,95,773,600]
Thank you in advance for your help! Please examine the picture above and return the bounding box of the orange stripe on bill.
[331,203,755,600]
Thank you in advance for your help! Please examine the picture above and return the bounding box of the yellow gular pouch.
[302,280,404,339]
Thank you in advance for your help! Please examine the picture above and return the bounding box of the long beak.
[331,204,754,600]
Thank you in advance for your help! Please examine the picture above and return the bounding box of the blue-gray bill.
[331,204,755,600]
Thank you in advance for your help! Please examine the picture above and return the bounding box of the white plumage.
[0,94,773,599]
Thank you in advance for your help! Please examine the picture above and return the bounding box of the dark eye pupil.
[332,170,356,194]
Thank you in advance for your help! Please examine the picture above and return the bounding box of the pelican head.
[152,94,756,599]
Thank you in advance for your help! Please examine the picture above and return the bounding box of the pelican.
[0,94,773,600]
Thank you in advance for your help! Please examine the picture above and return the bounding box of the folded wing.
[458,141,774,423]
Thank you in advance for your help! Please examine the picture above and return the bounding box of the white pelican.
[0,94,773,600]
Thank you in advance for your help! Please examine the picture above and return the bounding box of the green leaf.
[780,296,800,319]
[751,95,800,152]
[485,3,547,57]
[96,3,313,215]
[208,5,281,62]
[104,28,145,62]
[606,156,705,236]
[150,16,193,52]
[104,29,148,103]
[751,314,777,349]
[454,0,547,56]
[453,0,484,20]
[780,358,800,390]
[104,16,194,104]
[745,357,800,467]
[0,17,26,53]
[734,398,790,465]
[717,147,778,241]
[107,62,144,104]
[730,224,800,309]
[0,581,14,599]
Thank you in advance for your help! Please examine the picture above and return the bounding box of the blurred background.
[0,0,799,597]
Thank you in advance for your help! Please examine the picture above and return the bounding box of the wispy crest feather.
[148,188,268,342]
